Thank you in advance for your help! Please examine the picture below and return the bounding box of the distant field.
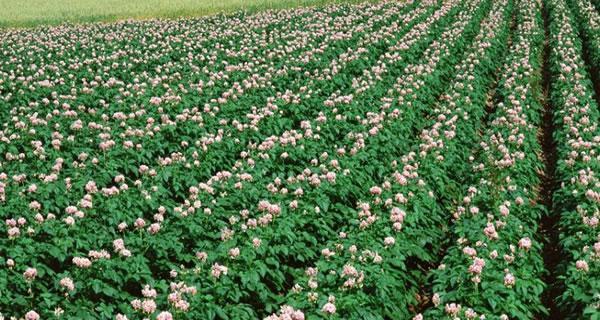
[0,0,362,27]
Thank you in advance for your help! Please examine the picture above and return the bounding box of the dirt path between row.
[539,0,562,318]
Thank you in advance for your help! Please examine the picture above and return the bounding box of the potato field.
[0,0,599,319]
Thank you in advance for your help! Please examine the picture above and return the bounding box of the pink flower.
[25,311,40,320]
[174,299,189,311]
[196,251,208,262]
[291,310,305,320]
[134,218,146,229]
[156,311,173,320]
[499,205,510,216]
[64,216,75,225]
[73,257,92,268]
[266,305,305,320]
[468,258,485,275]
[211,263,228,278]
[342,264,358,277]
[518,237,532,250]
[29,201,41,210]
[369,186,382,195]
[85,181,97,193]
[147,223,161,234]
[575,260,589,272]
[268,204,281,215]
[88,250,111,260]
[432,293,441,306]
[7,227,20,238]
[34,214,44,223]
[113,238,125,251]
[504,273,516,287]
[321,248,335,258]
[445,303,461,316]
[373,253,383,264]
[221,228,234,241]
[229,247,240,258]
[60,277,75,291]
[131,299,142,310]
[483,223,498,240]
[465,308,477,319]
[321,302,336,314]
[390,207,406,222]
[23,267,37,281]
[149,97,162,105]
[463,247,477,257]
[305,267,318,277]
[65,206,78,214]
[326,172,336,183]
[384,236,395,246]
[168,292,179,304]
[141,299,157,314]
[142,285,157,298]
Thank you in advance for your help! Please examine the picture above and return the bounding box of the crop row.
[547,0,600,317]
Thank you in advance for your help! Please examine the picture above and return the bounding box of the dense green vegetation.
[0,0,598,319]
